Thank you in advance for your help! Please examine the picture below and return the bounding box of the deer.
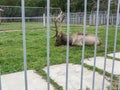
[53,11,102,46]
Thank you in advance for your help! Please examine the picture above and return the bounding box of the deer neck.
[61,33,72,45]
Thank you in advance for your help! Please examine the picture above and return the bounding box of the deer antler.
[59,12,65,32]
[52,18,58,38]
[55,10,63,22]
[53,10,65,38]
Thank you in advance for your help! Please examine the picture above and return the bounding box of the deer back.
[71,33,102,46]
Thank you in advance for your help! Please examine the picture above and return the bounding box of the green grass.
[0,22,44,31]
[0,23,120,89]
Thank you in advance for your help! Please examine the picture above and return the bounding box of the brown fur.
[53,11,102,46]
[55,32,102,46]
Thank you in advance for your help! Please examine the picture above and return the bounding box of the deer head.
[53,10,67,46]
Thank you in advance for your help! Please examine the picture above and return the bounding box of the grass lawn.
[0,22,120,89]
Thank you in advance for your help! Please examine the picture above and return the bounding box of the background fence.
[0,5,119,25]
[0,5,60,23]
[68,12,118,25]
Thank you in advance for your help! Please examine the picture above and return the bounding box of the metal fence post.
[89,14,92,25]
[80,0,87,90]
[66,0,70,90]
[21,0,28,90]
[47,0,50,90]
[102,0,111,90]
[118,76,120,90]
[43,13,46,27]
[92,0,100,89]
[110,0,120,89]
[0,69,2,90]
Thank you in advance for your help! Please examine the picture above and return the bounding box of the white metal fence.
[0,12,119,26]
[46,0,120,90]
[0,5,119,25]
[0,0,120,90]
[47,0,120,90]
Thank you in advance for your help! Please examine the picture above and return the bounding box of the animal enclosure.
[0,0,120,90]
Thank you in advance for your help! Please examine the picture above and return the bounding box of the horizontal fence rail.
[0,14,119,25]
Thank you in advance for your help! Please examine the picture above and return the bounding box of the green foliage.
[2,7,21,17]
[0,0,118,12]
[0,23,120,89]
[0,0,21,6]
[51,0,67,12]
[0,23,120,74]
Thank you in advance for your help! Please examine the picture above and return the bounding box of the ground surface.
[1,70,54,90]
[44,63,110,90]
[1,53,120,90]
[107,52,120,59]
[0,23,120,90]
[84,56,120,75]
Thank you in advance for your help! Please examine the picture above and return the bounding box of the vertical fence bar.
[21,0,28,90]
[0,69,2,90]
[43,13,46,27]
[47,0,50,90]
[89,14,92,25]
[80,0,87,90]
[118,76,120,90]
[92,0,100,89]
[102,0,111,90]
[110,0,120,89]
[66,0,70,90]
[0,78,1,90]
